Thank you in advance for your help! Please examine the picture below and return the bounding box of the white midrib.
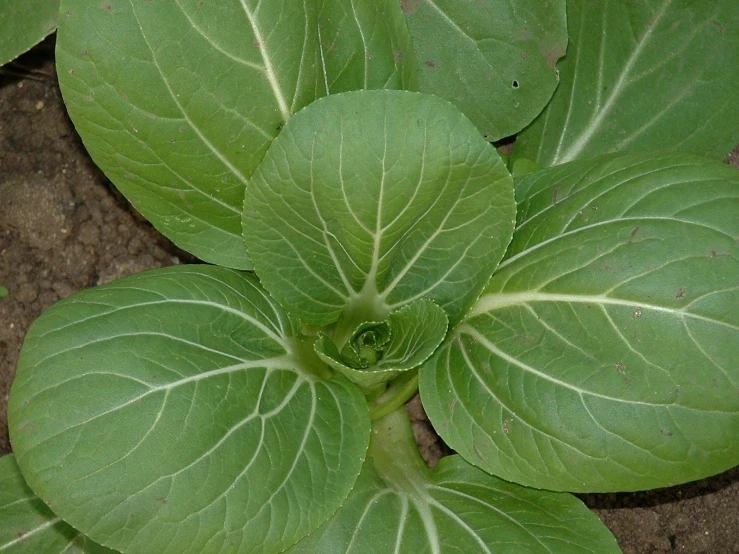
[413,496,441,554]
[0,519,62,551]
[130,7,250,187]
[422,495,493,554]
[47,355,298,431]
[427,485,547,552]
[240,0,291,121]
[460,324,672,407]
[470,292,738,331]
[555,0,673,164]
[361,125,388,298]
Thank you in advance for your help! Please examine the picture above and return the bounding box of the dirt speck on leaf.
[539,42,566,69]
[399,0,420,15]
[473,442,488,464]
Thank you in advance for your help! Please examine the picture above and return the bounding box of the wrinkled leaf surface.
[243,89,515,330]
[422,152,739,491]
[0,454,114,553]
[514,0,739,165]
[403,0,567,141]
[56,0,415,268]
[9,266,369,554]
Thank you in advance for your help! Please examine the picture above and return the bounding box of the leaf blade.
[8,266,369,553]
[286,408,620,553]
[0,454,115,553]
[56,0,415,268]
[318,0,418,93]
[422,153,739,491]
[0,0,58,66]
[403,0,567,141]
[514,0,739,165]
[243,89,515,328]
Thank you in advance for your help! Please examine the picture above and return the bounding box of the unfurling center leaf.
[315,299,449,392]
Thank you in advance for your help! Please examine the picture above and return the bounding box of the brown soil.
[1,42,738,554]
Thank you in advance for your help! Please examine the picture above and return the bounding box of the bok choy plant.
[1,0,737,552]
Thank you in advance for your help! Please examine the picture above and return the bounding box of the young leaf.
[0,454,115,553]
[378,299,448,371]
[514,0,739,166]
[402,0,567,141]
[8,266,369,554]
[56,0,415,268]
[421,152,739,492]
[243,89,516,330]
[0,0,57,67]
[315,299,448,392]
[285,408,621,553]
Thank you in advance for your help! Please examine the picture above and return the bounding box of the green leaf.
[421,152,739,492]
[56,0,415,268]
[514,0,739,166]
[378,299,448,371]
[286,408,620,553]
[8,265,370,554]
[0,286,8,298]
[510,157,542,179]
[0,0,58,67]
[243,89,516,331]
[0,454,115,553]
[402,0,567,141]
[315,299,448,392]
[317,0,418,92]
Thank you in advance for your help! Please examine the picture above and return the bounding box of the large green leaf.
[403,0,567,141]
[0,454,115,553]
[0,0,58,67]
[514,0,739,166]
[286,408,620,553]
[421,152,739,492]
[8,266,369,554]
[56,0,415,268]
[243,89,516,332]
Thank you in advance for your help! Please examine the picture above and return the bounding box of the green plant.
[0,0,58,67]
[1,0,737,552]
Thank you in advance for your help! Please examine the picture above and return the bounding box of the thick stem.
[331,283,391,350]
[368,405,430,492]
[369,371,419,420]
[288,333,332,380]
